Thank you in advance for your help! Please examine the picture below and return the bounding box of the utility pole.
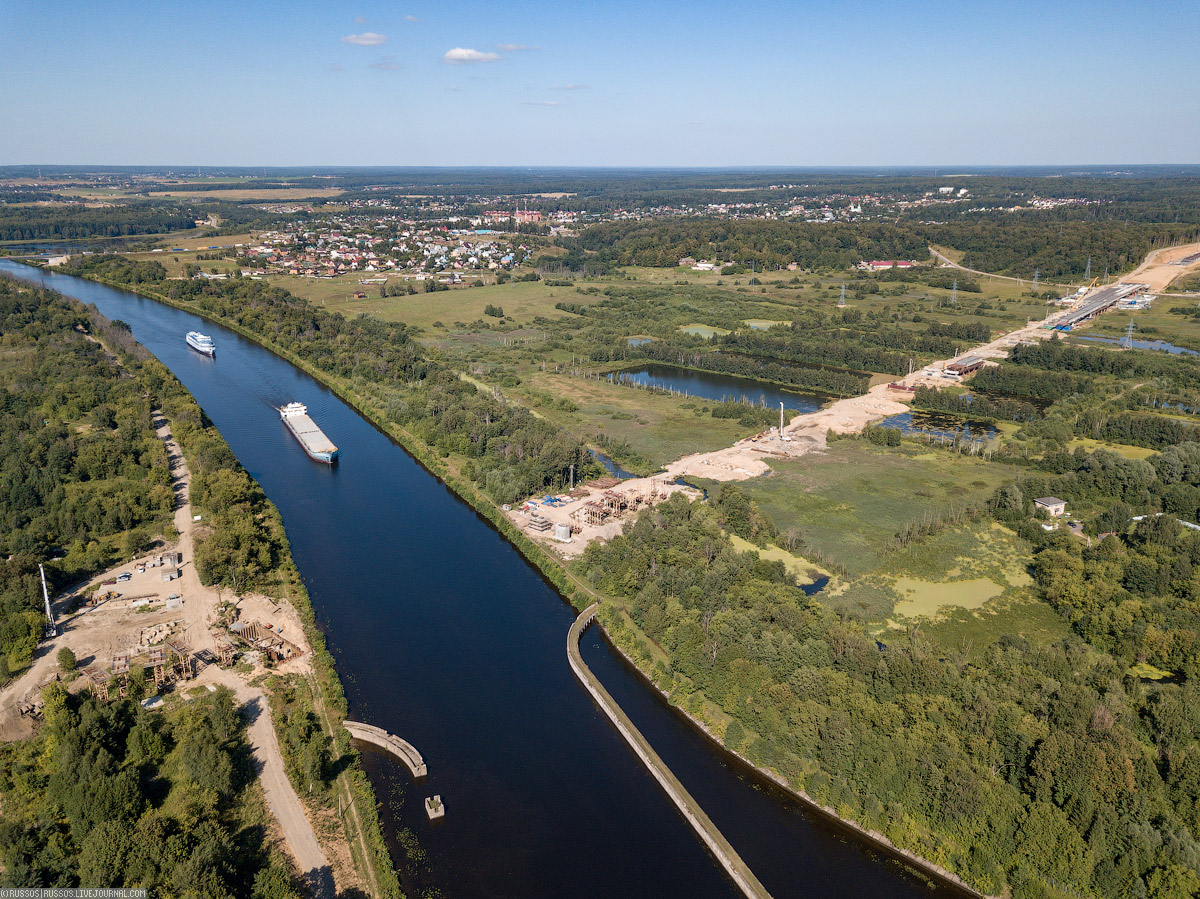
[779,401,785,434]
[39,563,56,638]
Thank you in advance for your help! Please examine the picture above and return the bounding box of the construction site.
[0,412,312,737]
[508,474,702,559]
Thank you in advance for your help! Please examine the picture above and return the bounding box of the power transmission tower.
[838,283,845,307]
[1120,320,1136,349]
[951,279,958,304]
[1084,257,1092,280]
[1032,268,1039,291]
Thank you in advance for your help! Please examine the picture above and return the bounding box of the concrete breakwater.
[344,720,428,779]
[568,604,773,899]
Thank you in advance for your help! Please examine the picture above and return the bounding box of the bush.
[57,647,77,672]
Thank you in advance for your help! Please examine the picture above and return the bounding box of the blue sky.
[2,0,1198,166]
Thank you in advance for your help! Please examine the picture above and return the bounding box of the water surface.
[2,260,963,899]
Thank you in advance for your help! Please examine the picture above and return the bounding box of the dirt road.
[0,412,329,894]
[516,310,1064,556]
[201,667,333,899]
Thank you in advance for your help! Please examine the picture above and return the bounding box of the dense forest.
[0,203,197,241]
[0,684,302,897]
[562,217,1200,279]
[0,278,174,680]
[66,255,604,503]
[582,490,1200,899]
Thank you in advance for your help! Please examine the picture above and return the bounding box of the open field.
[1065,437,1158,460]
[516,371,762,470]
[147,187,345,200]
[720,441,1019,577]
[270,273,582,331]
[1080,298,1200,351]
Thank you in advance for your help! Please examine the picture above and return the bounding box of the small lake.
[1075,335,1198,356]
[1,260,965,899]
[611,364,828,414]
[877,410,997,441]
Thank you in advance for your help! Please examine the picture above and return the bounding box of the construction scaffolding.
[85,667,112,703]
[149,646,169,686]
[166,639,194,681]
[232,621,302,662]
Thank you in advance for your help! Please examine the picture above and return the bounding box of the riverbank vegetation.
[583,482,1200,899]
[0,273,404,896]
[0,684,302,896]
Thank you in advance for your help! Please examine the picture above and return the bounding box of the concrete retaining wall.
[567,604,772,899]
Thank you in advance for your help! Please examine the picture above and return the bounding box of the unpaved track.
[200,667,333,899]
[1120,242,1200,292]
[0,413,332,896]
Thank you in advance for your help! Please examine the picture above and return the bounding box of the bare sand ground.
[1120,242,1200,292]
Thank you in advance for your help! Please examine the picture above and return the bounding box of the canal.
[2,260,963,899]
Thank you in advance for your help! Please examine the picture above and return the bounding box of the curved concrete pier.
[568,604,773,899]
[344,720,428,779]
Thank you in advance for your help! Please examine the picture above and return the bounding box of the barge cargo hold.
[279,402,338,463]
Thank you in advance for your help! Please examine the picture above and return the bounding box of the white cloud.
[551,83,588,91]
[446,85,462,92]
[443,47,500,64]
[497,43,536,52]
[370,55,401,71]
[329,64,345,72]
[404,14,419,22]
[354,16,366,24]
[341,32,388,46]
[522,100,560,107]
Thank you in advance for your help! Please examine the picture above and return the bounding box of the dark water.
[1075,334,1198,356]
[877,410,998,441]
[590,449,638,480]
[613,364,828,414]
[2,260,962,899]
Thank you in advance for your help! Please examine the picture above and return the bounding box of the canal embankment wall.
[568,605,773,899]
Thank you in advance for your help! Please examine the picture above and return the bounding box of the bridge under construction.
[1052,283,1146,331]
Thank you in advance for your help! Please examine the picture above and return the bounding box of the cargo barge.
[279,402,338,463]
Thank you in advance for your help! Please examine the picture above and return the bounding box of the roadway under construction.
[1052,283,1146,331]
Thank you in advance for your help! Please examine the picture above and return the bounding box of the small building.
[1035,497,1067,518]
[946,355,986,376]
[858,260,916,272]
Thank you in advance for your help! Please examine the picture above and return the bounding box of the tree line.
[67,255,605,504]
[582,491,1200,899]
[0,685,303,897]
